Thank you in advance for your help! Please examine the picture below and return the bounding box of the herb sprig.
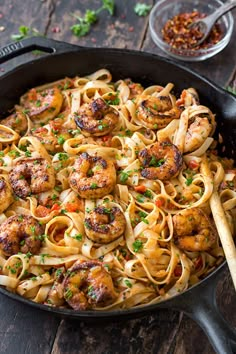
[71,0,115,38]
[11,25,42,41]
[134,3,152,17]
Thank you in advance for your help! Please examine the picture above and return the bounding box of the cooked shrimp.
[184,107,216,153]
[176,88,199,108]
[46,267,65,306]
[63,260,117,310]
[136,95,181,129]
[124,79,144,99]
[173,208,217,252]
[21,87,63,123]
[85,205,126,243]
[139,141,183,180]
[0,176,14,213]
[0,112,28,135]
[0,215,44,257]
[32,119,71,153]
[9,158,55,199]
[69,152,116,199]
[74,98,119,136]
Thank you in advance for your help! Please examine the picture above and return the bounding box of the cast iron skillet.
[0,37,236,354]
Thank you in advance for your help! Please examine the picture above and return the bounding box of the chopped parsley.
[58,153,69,161]
[132,239,143,252]
[72,234,83,241]
[57,135,65,145]
[119,171,129,183]
[185,177,193,186]
[149,156,165,167]
[124,279,133,288]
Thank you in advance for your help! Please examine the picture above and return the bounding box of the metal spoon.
[189,0,236,46]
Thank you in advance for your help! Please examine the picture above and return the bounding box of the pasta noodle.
[0,70,235,311]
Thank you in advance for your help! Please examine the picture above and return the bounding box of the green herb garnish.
[134,3,152,17]
[71,0,115,38]
[132,239,143,252]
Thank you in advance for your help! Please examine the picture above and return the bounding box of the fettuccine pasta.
[0,70,235,310]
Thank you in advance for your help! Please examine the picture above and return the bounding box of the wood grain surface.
[0,1,235,353]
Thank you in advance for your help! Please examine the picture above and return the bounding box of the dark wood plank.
[51,310,181,354]
[46,0,153,49]
[0,294,60,354]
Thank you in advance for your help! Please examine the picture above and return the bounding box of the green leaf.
[134,3,152,16]
[102,0,115,15]
[11,26,42,41]
[84,9,97,24]
[19,25,30,36]
[70,22,91,37]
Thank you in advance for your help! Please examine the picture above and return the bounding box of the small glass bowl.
[149,0,234,61]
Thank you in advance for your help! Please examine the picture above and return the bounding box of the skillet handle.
[166,265,236,354]
[0,37,79,65]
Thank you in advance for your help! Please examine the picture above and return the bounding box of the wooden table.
[0,1,236,353]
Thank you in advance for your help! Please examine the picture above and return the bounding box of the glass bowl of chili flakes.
[149,0,234,61]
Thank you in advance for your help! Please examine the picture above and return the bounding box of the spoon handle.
[207,0,236,24]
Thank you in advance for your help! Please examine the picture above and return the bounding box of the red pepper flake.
[128,26,134,32]
[0,13,3,19]
[120,14,126,19]
[0,68,5,72]
[52,26,61,33]
[91,37,97,43]
[162,11,223,51]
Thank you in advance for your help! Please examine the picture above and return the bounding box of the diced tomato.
[102,135,111,142]
[174,265,182,276]
[194,256,203,270]
[51,203,61,212]
[134,185,147,193]
[65,203,79,213]
[28,88,37,101]
[155,198,164,208]
[35,205,50,217]
[65,199,84,213]
[189,160,199,170]
[176,90,187,106]
[49,119,62,132]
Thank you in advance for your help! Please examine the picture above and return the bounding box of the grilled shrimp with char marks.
[69,152,116,199]
[21,87,63,124]
[74,98,119,136]
[139,141,183,180]
[0,112,28,135]
[136,94,181,130]
[0,176,14,213]
[173,208,217,252]
[63,260,117,310]
[0,215,44,257]
[9,158,55,199]
[85,205,126,244]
